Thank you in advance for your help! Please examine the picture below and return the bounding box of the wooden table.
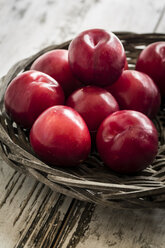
[0,0,165,247]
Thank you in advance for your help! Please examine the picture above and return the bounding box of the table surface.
[0,0,165,247]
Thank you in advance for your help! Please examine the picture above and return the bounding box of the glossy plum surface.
[30,105,91,167]
[124,59,128,70]
[136,42,165,96]
[106,70,160,118]
[66,86,119,131]
[31,49,82,96]
[5,70,64,128]
[96,110,158,174]
[68,29,126,87]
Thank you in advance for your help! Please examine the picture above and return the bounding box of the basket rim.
[1,31,165,208]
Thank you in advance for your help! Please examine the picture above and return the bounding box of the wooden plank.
[0,0,98,78]
[53,201,95,248]
[62,206,165,248]
[0,0,164,78]
[81,0,165,33]
[155,6,165,32]
[0,156,73,248]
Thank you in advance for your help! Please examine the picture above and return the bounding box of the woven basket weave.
[1,32,165,209]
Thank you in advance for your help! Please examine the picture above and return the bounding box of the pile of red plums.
[5,28,165,174]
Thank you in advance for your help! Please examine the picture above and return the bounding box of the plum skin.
[136,42,165,97]
[66,86,119,132]
[96,110,158,174]
[68,29,126,87]
[31,49,82,97]
[4,70,65,128]
[30,105,91,167]
[106,70,160,118]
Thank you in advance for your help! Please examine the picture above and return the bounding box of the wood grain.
[0,0,165,247]
[155,6,165,32]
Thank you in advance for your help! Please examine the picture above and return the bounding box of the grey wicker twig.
[0,32,165,209]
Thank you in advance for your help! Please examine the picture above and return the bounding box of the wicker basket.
[1,32,165,209]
